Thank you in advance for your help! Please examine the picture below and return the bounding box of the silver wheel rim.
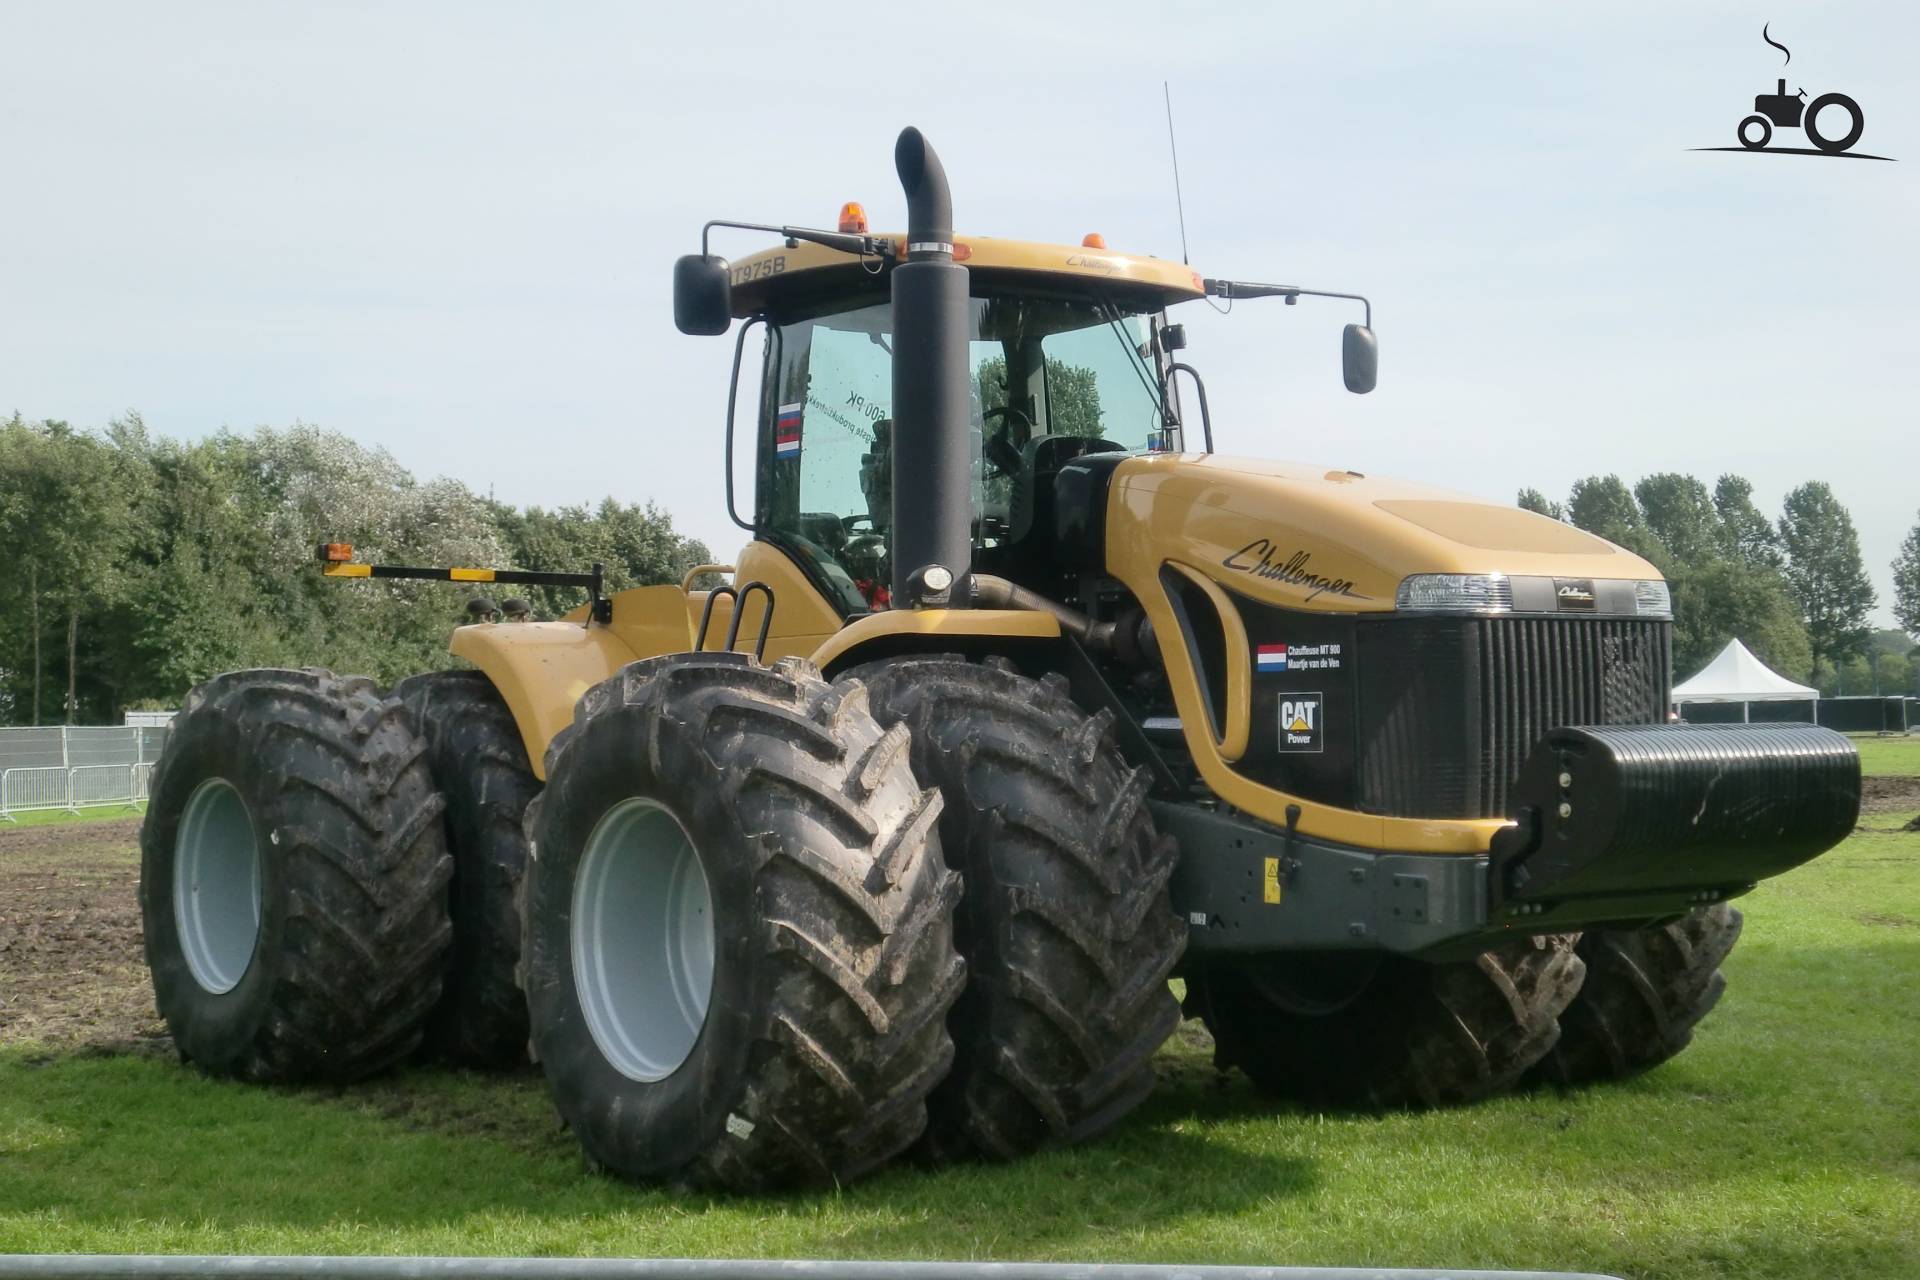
[571,797,716,1082]
[172,777,263,995]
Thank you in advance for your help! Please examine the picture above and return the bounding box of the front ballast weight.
[1166,721,1861,961]
[1491,722,1861,914]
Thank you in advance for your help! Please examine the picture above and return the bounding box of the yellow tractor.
[140,128,1860,1190]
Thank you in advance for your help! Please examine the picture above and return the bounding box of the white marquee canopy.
[1672,638,1818,705]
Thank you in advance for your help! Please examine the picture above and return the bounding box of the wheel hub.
[172,777,263,995]
[571,798,716,1082]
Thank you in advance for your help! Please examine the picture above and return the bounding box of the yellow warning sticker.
[1263,856,1283,905]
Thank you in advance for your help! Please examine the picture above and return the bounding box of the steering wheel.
[982,405,1035,478]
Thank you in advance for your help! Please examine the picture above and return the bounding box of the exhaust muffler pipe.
[889,127,973,609]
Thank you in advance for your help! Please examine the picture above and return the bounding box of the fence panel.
[0,766,72,818]
[0,726,166,821]
[69,764,146,811]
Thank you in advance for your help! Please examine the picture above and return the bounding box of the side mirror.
[1342,323,1377,394]
[673,254,733,335]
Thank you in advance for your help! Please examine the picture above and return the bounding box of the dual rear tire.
[140,669,453,1082]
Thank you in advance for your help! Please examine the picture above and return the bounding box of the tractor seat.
[1009,434,1124,543]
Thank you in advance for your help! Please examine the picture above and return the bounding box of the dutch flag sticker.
[775,403,803,459]
[1255,644,1289,672]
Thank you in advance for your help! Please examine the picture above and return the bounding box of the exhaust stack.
[889,127,973,608]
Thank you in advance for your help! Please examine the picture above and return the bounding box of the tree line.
[1519,474,1920,696]
[4,413,1917,723]
[0,415,714,725]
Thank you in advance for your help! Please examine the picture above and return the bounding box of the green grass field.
[2,759,1915,1277]
[1854,733,1920,777]
[0,803,146,830]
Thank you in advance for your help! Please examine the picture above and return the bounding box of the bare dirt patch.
[0,817,169,1055]
[1860,775,1920,817]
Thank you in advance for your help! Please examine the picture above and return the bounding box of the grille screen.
[1355,616,1672,819]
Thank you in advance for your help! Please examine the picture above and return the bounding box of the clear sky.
[3,2,1914,624]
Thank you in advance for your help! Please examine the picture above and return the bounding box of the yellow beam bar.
[322,564,371,578]
[449,567,496,582]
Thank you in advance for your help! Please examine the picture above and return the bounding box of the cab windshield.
[761,294,1167,612]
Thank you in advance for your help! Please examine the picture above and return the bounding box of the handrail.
[681,564,736,593]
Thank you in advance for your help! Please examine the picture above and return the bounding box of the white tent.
[1672,638,1817,718]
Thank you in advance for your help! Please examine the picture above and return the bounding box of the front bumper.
[1163,722,1860,960]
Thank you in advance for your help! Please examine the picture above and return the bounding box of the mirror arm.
[702,219,896,260]
[1205,279,1371,327]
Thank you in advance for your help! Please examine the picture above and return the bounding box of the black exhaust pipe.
[889,127,973,609]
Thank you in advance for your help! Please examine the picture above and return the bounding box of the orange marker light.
[1081,233,1106,249]
[317,542,353,563]
[838,202,869,234]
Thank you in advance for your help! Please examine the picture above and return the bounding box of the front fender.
[811,609,1063,678]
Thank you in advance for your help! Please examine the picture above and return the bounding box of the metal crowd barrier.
[0,762,151,822]
[0,1258,1626,1280]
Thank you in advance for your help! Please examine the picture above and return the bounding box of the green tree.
[975,356,1106,439]
[0,417,135,722]
[1778,481,1876,673]
[1893,512,1920,637]
[1669,557,1813,682]
[1634,473,1720,565]
[1713,474,1782,572]
[1566,475,1666,562]
[1517,488,1563,520]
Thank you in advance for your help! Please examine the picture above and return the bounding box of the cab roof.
[727,233,1207,318]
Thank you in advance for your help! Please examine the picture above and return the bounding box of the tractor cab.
[744,264,1181,613]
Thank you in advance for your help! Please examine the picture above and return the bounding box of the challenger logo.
[1277,693,1323,753]
[1222,540,1368,602]
[1555,579,1597,611]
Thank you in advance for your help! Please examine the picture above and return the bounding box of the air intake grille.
[1354,616,1671,819]
[1477,617,1672,815]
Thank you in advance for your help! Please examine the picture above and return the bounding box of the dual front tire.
[526,652,965,1188]
[1186,906,1744,1106]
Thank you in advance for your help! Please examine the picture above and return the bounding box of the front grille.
[1477,617,1671,815]
[1355,616,1671,819]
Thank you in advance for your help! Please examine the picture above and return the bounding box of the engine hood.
[1104,452,1659,613]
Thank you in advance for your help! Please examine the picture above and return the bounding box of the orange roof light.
[838,202,869,234]
[317,541,353,563]
[1081,233,1106,249]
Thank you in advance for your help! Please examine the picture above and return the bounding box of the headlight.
[1634,579,1673,618]
[1394,573,1514,614]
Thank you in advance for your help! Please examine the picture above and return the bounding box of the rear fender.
[449,622,640,780]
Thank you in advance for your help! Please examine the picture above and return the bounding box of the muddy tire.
[1185,935,1585,1108]
[525,652,964,1190]
[843,655,1186,1162]
[139,668,453,1083]
[394,670,539,1068]
[1529,905,1742,1086]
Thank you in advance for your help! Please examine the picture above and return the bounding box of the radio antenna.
[1163,81,1190,265]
